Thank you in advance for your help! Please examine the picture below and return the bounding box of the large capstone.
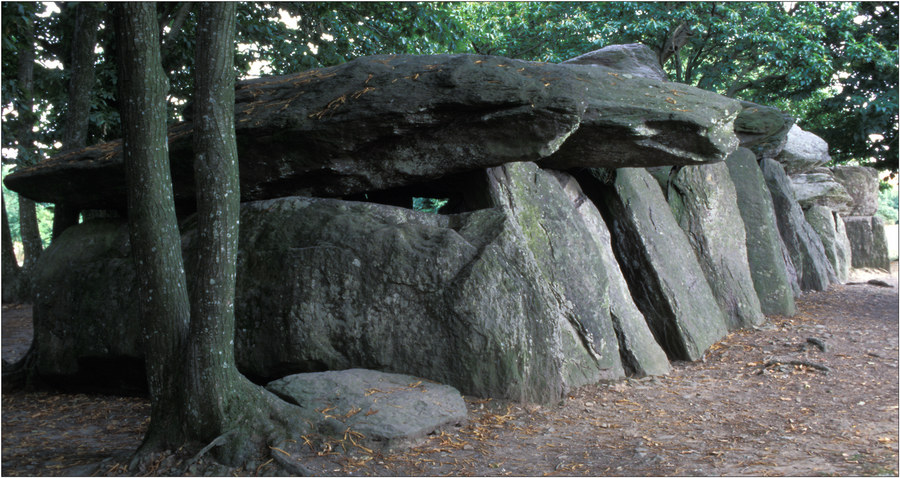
[724,148,796,316]
[266,369,467,451]
[790,169,853,215]
[831,166,880,216]
[561,43,667,81]
[843,216,891,271]
[665,162,765,330]
[579,167,729,361]
[759,158,837,291]
[804,205,851,283]
[775,125,832,174]
[4,53,740,215]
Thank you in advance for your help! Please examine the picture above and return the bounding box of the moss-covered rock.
[667,162,765,330]
[725,149,796,316]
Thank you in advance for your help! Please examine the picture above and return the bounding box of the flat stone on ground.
[266,369,467,451]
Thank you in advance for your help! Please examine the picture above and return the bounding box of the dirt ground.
[2,263,898,476]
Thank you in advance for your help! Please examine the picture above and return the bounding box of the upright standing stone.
[483,162,625,383]
[759,158,837,291]
[725,148,796,316]
[805,205,850,283]
[833,211,853,278]
[549,170,671,377]
[582,167,729,361]
[667,162,765,329]
[843,216,891,271]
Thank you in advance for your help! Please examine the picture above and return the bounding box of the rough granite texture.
[759,158,837,291]
[831,166,880,216]
[804,205,851,283]
[843,216,891,271]
[775,125,832,174]
[5,53,741,214]
[667,162,766,330]
[584,167,729,361]
[790,169,853,215]
[266,369,467,451]
[561,43,667,81]
[724,149,796,316]
[548,170,671,377]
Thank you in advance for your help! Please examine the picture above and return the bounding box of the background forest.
[2,1,898,255]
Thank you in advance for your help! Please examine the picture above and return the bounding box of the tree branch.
[160,2,192,63]
[725,73,788,97]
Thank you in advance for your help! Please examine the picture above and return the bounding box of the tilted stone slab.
[759,158,837,291]
[831,166,880,216]
[266,369,466,451]
[547,170,671,377]
[4,53,740,213]
[481,162,626,383]
[581,167,728,361]
[790,169,853,215]
[724,148,796,316]
[805,205,851,283]
[667,162,765,330]
[843,216,891,271]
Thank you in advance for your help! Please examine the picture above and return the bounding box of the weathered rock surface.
[805,206,851,283]
[759,158,837,291]
[28,219,141,378]
[666,162,765,329]
[734,101,794,159]
[724,148,796,316]
[579,167,728,361]
[561,43,667,81]
[266,369,466,450]
[548,170,671,377]
[843,216,891,271]
[481,162,630,384]
[776,125,832,174]
[831,166,880,216]
[790,169,854,214]
[30,164,687,403]
[5,53,740,213]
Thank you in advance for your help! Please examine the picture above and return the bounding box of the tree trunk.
[15,15,42,274]
[180,4,306,464]
[185,0,246,439]
[2,195,22,303]
[114,1,191,454]
[53,3,103,239]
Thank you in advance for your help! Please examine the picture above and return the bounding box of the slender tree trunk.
[114,1,190,453]
[53,3,103,239]
[15,16,42,273]
[181,5,303,465]
[116,3,306,468]
[2,195,22,303]
[185,2,244,438]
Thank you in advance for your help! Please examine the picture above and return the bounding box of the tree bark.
[53,3,103,239]
[2,195,22,303]
[185,0,245,439]
[114,1,191,454]
[15,15,42,273]
[116,3,306,467]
